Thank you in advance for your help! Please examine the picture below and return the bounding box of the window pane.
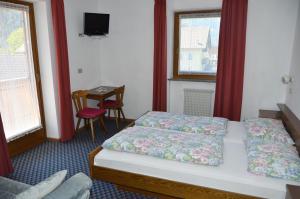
[179,13,220,75]
[0,4,42,141]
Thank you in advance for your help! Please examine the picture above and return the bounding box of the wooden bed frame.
[88,104,300,199]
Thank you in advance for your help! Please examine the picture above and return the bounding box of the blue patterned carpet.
[8,119,154,199]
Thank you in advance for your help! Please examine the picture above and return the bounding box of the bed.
[89,104,300,199]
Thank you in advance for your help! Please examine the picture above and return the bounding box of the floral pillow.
[247,152,300,182]
[244,118,284,128]
[135,111,228,136]
[244,118,294,145]
[245,128,294,146]
[246,140,299,159]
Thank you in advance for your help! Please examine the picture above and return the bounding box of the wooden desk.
[87,86,118,102]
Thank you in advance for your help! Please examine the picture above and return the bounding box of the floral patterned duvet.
[102,126,224,166]
[135,112,228,136]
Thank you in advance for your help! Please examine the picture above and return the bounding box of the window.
[0,0,45,143]
[173,10,221,80]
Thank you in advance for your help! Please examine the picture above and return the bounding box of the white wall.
[97,0,154,119]
[168,0,299,120]
[94,0,299,120]
[242,0,299,119]
[286,2,300,118]
[64,0,102,92]
[34,1,60,139]
[34,0,102,138]
[34,0,300,139]
[63,0,102,127]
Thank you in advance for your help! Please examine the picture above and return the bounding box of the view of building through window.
[179,13,221,75]
[0,3,42,140]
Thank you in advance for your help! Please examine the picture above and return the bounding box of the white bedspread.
[94,121,300,199]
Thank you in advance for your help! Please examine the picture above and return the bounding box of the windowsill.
[168,78,216,83]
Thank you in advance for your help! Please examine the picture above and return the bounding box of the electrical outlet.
[77,68,83,74]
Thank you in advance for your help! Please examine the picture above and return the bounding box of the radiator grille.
[184,89,214,116]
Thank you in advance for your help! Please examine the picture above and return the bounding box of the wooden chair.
[98,85,125,129]
[72,90,107,141]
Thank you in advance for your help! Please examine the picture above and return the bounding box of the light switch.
[78,68,83,74]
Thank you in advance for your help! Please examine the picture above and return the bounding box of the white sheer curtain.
[0,2,41,141]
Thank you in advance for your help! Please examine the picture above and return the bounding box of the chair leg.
[118,109,121,121]
[84,119,88,128]
[75,118,82,132]
[120,108,126,120]
[99,116,107,133]
[108,109,111,119]
[113,109,119,129]
[89,119,95,142]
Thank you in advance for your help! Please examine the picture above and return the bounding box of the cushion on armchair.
[0,177,33,199]
[77,190,90,199]
[0,177,31,195]
[0,171,91,199]
[44,172,92,199]
[16,170,67,199]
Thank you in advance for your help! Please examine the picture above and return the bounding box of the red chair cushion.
[77,108,106,119]
[98,100,119,108]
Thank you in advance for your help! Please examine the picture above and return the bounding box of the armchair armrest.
[44,173,92,199]
[0,177,31,194]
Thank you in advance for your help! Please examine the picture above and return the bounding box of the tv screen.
[84,13,110,36]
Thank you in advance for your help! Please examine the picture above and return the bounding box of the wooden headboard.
[277,104,300,154]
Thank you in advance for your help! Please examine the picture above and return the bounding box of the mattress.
[224,121,246,143]
[94,121,300,199]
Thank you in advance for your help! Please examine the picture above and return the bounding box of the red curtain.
[0,114,13,176]
[213,0,248,121]
[51,0,75,141]
[153,0,167,112]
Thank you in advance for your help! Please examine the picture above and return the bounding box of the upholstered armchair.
[0,171,92,199]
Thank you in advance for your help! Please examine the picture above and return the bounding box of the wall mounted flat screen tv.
[84,13,110,36]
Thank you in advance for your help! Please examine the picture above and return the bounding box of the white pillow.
[17,170,67,199]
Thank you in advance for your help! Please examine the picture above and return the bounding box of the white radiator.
[184,89,214,116]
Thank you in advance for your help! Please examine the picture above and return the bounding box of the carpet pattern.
[8,119,155,199]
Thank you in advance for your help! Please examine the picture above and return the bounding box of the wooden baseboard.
[47,137,61,142]
[105,117,135,123]
[47,117,135,142]
[8,129,46,157]
[117,185,179,199]
[76,117,134,133]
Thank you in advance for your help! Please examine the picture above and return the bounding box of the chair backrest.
[114,85,125,106]
[71,90,88,113]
